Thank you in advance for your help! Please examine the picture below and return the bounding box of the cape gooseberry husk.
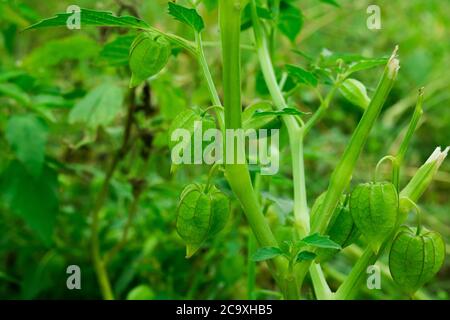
[311,193,360,262]
[176,183,229,258]
[350,181,399,253]
[129,32,171,88]
[389,227,445,294]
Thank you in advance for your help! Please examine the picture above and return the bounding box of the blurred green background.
[0,0,449,299]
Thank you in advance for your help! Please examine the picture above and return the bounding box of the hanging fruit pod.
[176,183,229,258]
[310,193,360,262]
[389,226,445,294]
[350,181,399,253]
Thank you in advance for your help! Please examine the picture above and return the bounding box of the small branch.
[90,88,137,300]
[103,178,146,265]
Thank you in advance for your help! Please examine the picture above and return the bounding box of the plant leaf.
[319,0,340,7]
[0,82,31,106]
[296,251,317,262]
[278,2,303,42]
[300,233,341,249]
[339,78,371,109]
[252,247,283,261]
[168,2,204,33]
[0,161,58,245]
[253,107,310,117]
[25,8,148,30]
[100,34,136,66]
[6,115,48,177]
[347,58,388,75]
[286,64,318,87]
[69,82,124,129]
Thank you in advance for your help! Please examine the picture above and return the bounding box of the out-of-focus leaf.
[286,64,318,87]
[202,0,219,11]
[0,82,31,105]
[252,247,283,261]
[126,285,155,300]
[319,0,340,7]
[347,58,388,75]
[24,35,100,69]
[0,161,58,245]
[278,2,303,42]
[68,82,124,129]
[6,115,48,177]
[100,34,135,66]
[296,251,317,262]
[253,107,310,117]
[152,77,187,120]
[25,8,149,30]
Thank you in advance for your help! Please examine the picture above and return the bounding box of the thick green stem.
[310,263,334,300]
[334,246,376,300]
[219,0,288,291]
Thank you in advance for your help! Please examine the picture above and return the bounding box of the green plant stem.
[303,88,337,137]
[195,32,225,130]
[311,49,399,235]
[309,263,334,300]
[147,26,196,55]
[334,244,376,300]
[219,0,288,293]
[90,89,137,300]
[251,0,308,235]
[294,49,400,290]
[392,89,424,189]
[247,233,257,300]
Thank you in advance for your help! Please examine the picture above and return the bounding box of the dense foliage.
[0,0,449,300]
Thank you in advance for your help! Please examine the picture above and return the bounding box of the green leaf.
[252,246,284,262]
[202,0,219,11]
[68,82,124,129]
[347,58,388,75]
[0,161,58,245]
[286,64,318,87]
[25,8,148,30]
[278,2,303,42]
[339,78,371,109]
[319,0,340,7]
[129,32,171,87]
[241,4,273,31]
[168,2,204,33]
[24,35,100,69]
[296,251,317,262]
[99,34,136,66]
[6,115,48,177]
[0,82,31,106]
[253,107,310,117]
[126,285,155,300]
[300,233,341,249]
